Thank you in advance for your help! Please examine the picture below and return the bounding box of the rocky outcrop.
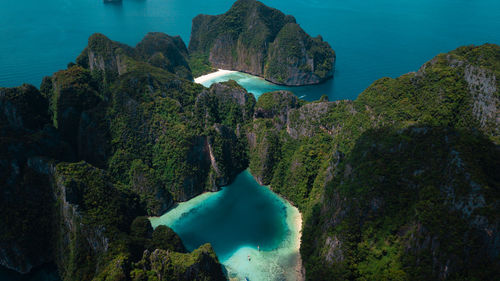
[265,23,335,85]
[76,32,193,82]
[135,32,193,80]
[43,66,102,150]
[253,91,300,125]
[0,158,55,274]
[76,33,133,83]
[132,244,225,281]
[414,44,500,140]
[245,44,500,280]
[464,64,499,136]
[77,103,110,169]
[287,102,338,139]
[195,80,255,127]
[188,0,335,86]
[177,136,212,201]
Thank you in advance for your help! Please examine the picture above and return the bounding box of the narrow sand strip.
[293,211,305,281]
[194,69,236,84]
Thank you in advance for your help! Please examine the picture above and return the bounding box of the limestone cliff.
[188,0,335,85]
[195,80,255,188]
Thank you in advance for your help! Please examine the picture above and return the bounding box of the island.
[188,0,336,86]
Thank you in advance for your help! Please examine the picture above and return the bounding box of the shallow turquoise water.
[150,170,302,281]
[198,71,328,100]
[1,0,499,100]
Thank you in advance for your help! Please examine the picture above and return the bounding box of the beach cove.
[150,171,303,281]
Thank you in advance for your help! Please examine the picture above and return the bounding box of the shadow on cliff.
[301,125,500,280]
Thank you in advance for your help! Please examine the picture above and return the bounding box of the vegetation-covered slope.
[247,44,500,280]
[1,33,251,280]
[188,0,335,85]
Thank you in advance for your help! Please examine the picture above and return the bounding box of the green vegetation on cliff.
[1,32,246,280]
[188,0,335,85]
[247,44,500,280]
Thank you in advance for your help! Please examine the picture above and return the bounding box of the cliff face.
[52,162,137,280]
[188,0,335,85]
[0,85,74,274]
[195,80,256,188]
[76,33,192,83]
[266,23,335,85]
[248,90,301,184]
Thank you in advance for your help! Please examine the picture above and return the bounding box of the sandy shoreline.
[291,201,305,281]
[194,69,236,84]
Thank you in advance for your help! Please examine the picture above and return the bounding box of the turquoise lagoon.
[150,171,302,281]
[1,0,499,100]
[196,71,332,100]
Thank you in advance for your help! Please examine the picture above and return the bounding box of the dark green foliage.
[265,23,308,82]
[151,225,186,253]
[0,84,50,130]
[131,217,153,239]
[53,162,142,281]
[188,53,215,77]
[319,127,500,280]
[56,162,142,234]
[48,66,102,149]
[451,43,500,82]
[135,32,193,80]
[0,165,55,273]
[52,162,223,281]
[0,85,76,274]
[77,32,193,85]
[130,244,225,281]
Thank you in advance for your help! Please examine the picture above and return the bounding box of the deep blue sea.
[1,0,499,100]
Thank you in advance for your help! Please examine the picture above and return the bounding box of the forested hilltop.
[188,0,335,86]
[248,44,500,280]
[0,19,499,281]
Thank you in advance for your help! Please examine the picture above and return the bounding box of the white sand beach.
[194,69,237,84]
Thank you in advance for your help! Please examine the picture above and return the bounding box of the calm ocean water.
[1,0,499,100]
